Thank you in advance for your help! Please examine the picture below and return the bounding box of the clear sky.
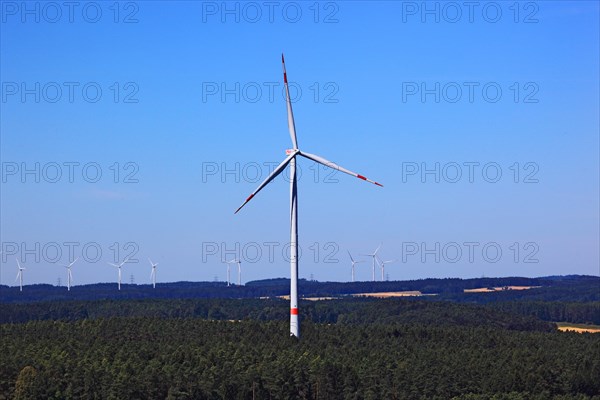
[1,1,598,287]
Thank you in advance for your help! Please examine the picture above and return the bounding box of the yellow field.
[276,292,425,300]
[303,296,339,301]
[351,291,423,298]
[464,286,541,293]
[557,323,600,334]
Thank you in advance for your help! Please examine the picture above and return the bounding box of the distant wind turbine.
[148,258,158,288]
[15,259,25,292]
[226,259,242,286]
[235,54,383,338]
[63,257,79,291]
[107,258,129,290]
[347,251,364,282]
[222,260,232,286]
[377,257,397,281]
[362,244,382,282]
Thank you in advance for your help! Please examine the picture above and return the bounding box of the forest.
[1,275,598,304]
[1,276,599,399]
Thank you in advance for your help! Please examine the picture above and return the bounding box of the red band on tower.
[290,308,299,315]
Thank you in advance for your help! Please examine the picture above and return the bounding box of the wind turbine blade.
[16,258,21,269]
[148,257,153,265]
[234,151,297,214]
[374,243,382,255]
[347,250,355,263]
[299,151,383,187]
[108,262,118,268]
[282,53,298,149]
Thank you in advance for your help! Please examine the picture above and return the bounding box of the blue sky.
[1,1,598,287]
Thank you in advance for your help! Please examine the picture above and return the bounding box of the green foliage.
[0,297,556,332]
[1,299,599,399]
[13,366,39,400]
[491,301,600,325]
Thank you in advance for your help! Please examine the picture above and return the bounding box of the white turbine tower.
[15,259,25,292]
[148,258,158,288]
[107,258,129,290]
[362,244,382,282]
[377,257,397,281]
[347,251,363,283]
[235,54,382,338]
[63,257,79,291]
[222,260,232,287]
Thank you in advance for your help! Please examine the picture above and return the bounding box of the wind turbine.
[235,54,382,338]
[107,258,129,290]
[148,258,158,288]
[15,259,25,292]
[226,259,242,286]
[222,260,232,286]
[362,244,382,282]
[63,257,79,291]
[347,251,363,282]
[377,257,397,281]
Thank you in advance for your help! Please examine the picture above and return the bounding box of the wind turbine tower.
[362,244,382,282]
[235,55,382,338]
[377,257,397,281]
[148,258,158,288]
[231,259,242,285]
[63,257,79,291]
[107,258,129,290]
[347,251,363,282]
[222,260,232,286]
[15,259,25,292]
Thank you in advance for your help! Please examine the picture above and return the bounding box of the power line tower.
[130,274,135,284]
[57,277,61,287]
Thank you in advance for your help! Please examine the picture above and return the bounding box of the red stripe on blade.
[290,308,299,315]
[246,194,254,202]
[357,175,367,181]
[374,182,383,187]
[284,72,288,83]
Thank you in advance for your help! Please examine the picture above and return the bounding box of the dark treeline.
[0,297,556,333]
[1,317,599,400]
[490,301,600,325]
[2,276,598,327]
[1,275,598,304]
